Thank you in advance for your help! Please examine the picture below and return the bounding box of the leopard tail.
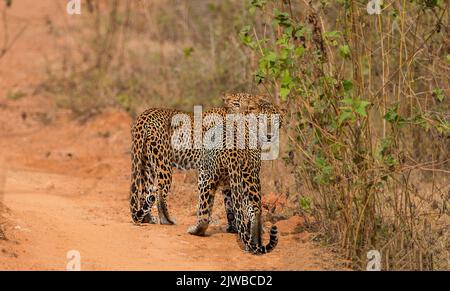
[129,125,149,223]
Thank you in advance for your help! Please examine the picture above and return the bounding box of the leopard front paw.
[142,214,158,224]
[187,223,208,236]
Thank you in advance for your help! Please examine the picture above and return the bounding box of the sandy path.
[0,0,342,270]
[0,113,338,270]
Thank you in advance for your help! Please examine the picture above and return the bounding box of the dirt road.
[0,0,341,270]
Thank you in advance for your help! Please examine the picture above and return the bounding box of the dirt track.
[0,0,342,270]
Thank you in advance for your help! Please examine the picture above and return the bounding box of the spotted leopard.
[129,95,273,227]
[129,93,282,254]
[187,93,283,254]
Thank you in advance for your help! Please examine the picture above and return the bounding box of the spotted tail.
[129,125,157,224]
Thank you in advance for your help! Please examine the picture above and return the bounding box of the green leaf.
[239,25,256,48]
[384,109,398,123]
[342,79,353,92]
[255,71,265,84]
[378,137,393,156]
[250,0,266,8]
[281,70,292,85]
[265,51,277,62]
[294,27,306,38]
[339,45,351,59]
[273,8,291,27]
[299,197,311,212]
[280,87,290,100]
[313,156,332,185]
[385,155,397,167]
[276,33,291,48]
[341,98,353,105]
[315,156,325,168]
[355,100,370,117]
[338,109,354,124]
[432,88,445,102]
[324,30,340,40]
[390,9,398,18]
[284,26,294,38]
[384,105,405,126]
[294,46,305,57]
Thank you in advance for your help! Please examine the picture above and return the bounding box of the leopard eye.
[232,102,240,108]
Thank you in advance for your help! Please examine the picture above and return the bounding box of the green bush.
[240,0,448,270]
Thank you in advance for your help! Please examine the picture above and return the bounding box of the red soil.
[0,0,342,270]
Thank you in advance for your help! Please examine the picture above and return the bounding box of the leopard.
[187,93,283,254]
[129,94,277,228]
[129,93,282,254]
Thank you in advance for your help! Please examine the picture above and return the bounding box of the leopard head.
[221,92,284,143]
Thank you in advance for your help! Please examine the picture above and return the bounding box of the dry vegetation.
[7,0,449,270]
[43,0,254,116]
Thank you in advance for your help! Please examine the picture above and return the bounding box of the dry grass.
[43,0,254,117]
[242,0,449,270]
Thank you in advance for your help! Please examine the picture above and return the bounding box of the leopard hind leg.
[156,163,175,225]
[130,128,157,224]
[147,136,176,225]
[132,154,158,224]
